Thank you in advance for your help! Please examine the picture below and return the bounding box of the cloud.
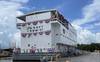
[72,23,100,44]
[10,31,21,48]
[78,29,95,44]
[72,24,96,44]
[0,0,28,4]
[96,33,100,43]
[0,0,29,49]
[71,0,100,44]
[72,0,100,25]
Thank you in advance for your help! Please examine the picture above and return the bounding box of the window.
[30,30,32,32]
[34,44,36,46]
[43,48,46,50]
[39,26,41,28]
[48,43,50,45]
[28,44,30,47]
[36,26,38,28]
[40,29,42,31]
[63,29,65,34]
[27,27,32,32]
[35,29,38,31]
[33,30,34,32]
[56,34,58,36]
[40,49,42,52]
[33,27,35,29]
[37,49,39,52]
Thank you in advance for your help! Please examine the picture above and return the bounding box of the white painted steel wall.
[20,12,52,53]
[50,20,77,52]
[17,11,77,53]
[51,22,61,52]
[26,12,51,22]
[51,21,77,46]
[59,23,77,46]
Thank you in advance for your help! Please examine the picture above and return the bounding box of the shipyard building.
[16,9,77,53]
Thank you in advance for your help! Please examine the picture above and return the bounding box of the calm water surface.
[0,52,100,62]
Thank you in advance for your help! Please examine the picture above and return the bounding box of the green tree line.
[77,43,100,52]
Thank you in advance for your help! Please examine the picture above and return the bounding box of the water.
[56,52,100,62]
[70,52,100,62]
[0,57,12,62]
[0,53,100,62]
[0,60,12,62]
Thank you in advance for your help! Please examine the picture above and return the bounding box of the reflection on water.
[0,57,12,62]
[0,53,99,62]
[0,60,12,62]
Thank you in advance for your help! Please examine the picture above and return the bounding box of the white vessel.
[16,9,77,53]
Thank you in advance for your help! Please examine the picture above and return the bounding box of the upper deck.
[16,9,75,31]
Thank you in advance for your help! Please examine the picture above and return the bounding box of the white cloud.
[0,32,3,35]
[0,0,29,48]
[10,0,28,3]
[78,29,95,44]
[72,24,100,44]
[1,0,28,3]
[72,0,100,44]
[96,33,100,43]
[83,25,95,30]
[72,24,96,44]
[72,0,100,25]
[10,31,21,48]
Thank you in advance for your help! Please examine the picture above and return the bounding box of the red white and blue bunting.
[27,22,31,25]
[33,33,37,36]
[39,20,43,23]
[39,32,43,35]
[45,30,51,35]
[28,33,32,38]
[32,21,38,25]
[45,20,50,23]
[17,19,51,27]
[21,33,27,37]
[21,30,51,38]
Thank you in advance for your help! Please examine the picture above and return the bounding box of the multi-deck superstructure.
[16,9,77,53]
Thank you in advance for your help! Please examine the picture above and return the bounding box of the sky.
[0,0,100,48]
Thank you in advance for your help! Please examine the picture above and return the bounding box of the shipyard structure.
[13,9,77,61]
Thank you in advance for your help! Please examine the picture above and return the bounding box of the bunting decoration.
[27,22,31,25]
[39,20,43,23]
[21,33,27,38]
[45,30,51,35]
[39,32,43,35]
[47,48,55,52]
[45,20,50,23]
[32,21,38,25]
[28,33,32,38]
[33,33,37,36]
[21,30,51,38]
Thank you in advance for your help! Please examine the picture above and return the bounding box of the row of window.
[27,43,50,47]
[60,34,76,42]
[27,26,43,32]
[21,47,55,53]
[62,28,76,37]
[27,26,43,29]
